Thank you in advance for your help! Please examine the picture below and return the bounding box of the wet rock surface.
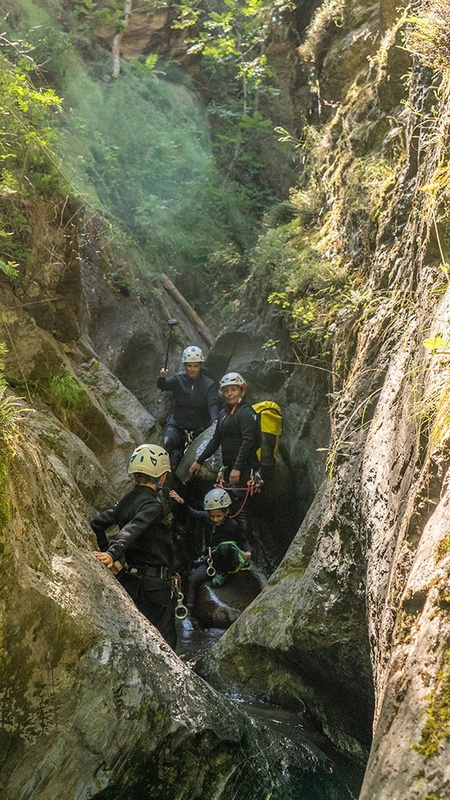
[4,0,450,797]
[192,569,263,629]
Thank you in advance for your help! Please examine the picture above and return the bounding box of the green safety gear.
[211,572,227,587]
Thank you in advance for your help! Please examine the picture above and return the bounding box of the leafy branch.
[0,44,64,274]
[173,0,294,203]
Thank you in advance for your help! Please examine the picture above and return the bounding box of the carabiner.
[175,590,188,620]
[216,466,225,486]
[172,573,188,619]
[206,546,216,577]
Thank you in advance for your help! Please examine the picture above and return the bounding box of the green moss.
[430,387,450,451]
[436,534,450,561]
[244,210,349,361]
[406,1,450,74]
[298,0,347,71]
[413,649,450,760]
[0,457,10,538]
[396,608,417,644]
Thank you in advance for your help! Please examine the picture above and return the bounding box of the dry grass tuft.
[407,1,450,73]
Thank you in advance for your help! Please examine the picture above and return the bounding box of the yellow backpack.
[252,400,282,469]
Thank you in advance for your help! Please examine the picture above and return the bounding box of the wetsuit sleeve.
[207,382,219,422]
[235,531,251,552]
[228,519,251,552]
[156,374,178,391]
[105,499,163,562]
[233,406,258,471]
[184,505,210,522]
[90,506,118,551]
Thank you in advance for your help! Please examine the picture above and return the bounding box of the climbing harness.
[184,429,195,447]
[213,541,251,574]
[206,546,216,577]
[172,573,188,620]
[215,467,263,518]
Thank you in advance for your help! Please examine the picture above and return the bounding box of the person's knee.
[163,429,178,451]
[215,543,240,572]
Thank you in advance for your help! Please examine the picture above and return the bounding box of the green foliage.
[406,2,450,73]
[57,63,254,276]
[298,0,346,72]
[413,648,450,760]
[0,44,63,273]
[193,243,248,322]
[0,0,289,309]
[175,0,293,209]
[247,205,348,360]
[422,382,450,452]
[435,533,450,561]
[423,336,450,353]
[0,343,32,451]
[0,387,30,447]
[48,371,89,412]
[0,456,10,536]
[10,363,90,420]
[71,0,160,34]
[341,155,397,223]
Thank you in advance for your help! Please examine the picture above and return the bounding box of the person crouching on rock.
[169,487,251,625]
[91,444,177,650]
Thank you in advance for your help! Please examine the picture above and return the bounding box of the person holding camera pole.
[157,345,219,473]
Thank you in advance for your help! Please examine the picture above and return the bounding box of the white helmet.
[182,345,205,363]
[204,488,232,511]
[128,444,170,478]
[219,372,247,389]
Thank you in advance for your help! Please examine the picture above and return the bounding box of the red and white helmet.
[219,372,247,390]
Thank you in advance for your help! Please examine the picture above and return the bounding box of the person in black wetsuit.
[169,487,251,624]
[188,372,259,536]
[91,443,177,649]
[157,345,219,472]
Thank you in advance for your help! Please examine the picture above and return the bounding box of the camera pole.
[164,319,178,370]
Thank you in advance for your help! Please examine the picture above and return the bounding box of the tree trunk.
[160,273,214,347]
[112,0,133,79]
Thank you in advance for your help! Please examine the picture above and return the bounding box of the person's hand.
[229,469,241,484]
[189,461,201,476]
[169,489,184,504]
[160,368,169,378]
[94,551,114,569]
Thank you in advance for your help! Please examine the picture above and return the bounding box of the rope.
[214,472,260,518]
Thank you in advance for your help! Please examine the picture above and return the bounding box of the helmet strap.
[230,398,242,414]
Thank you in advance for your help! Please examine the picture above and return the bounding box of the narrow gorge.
[1,0,450,798]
